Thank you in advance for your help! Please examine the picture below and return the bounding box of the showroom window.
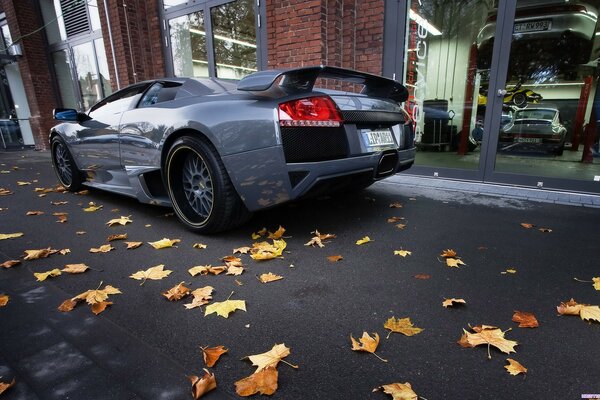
[163,0,262,79]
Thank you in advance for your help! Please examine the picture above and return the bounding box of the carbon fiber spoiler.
[237,66,408,102]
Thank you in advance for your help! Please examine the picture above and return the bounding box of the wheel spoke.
[180,152,213,219]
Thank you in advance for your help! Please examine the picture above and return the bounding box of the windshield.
[514,109,556,121]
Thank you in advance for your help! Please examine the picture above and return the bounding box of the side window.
[139,83,163,108]
[138,82,182,108]
[88,84,149,119]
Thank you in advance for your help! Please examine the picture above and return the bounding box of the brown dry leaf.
[189,369,217,399]
[557,298,600,323]
[107,233,127,242]
[130,264,172,285]
[226,265,244,276]
[244,343,298,372]
[58,283,121,314]
[26,210,45,216]
[1,260,21,269]
[0,188,13,196]
[373,382,418,400]
[125,241,143,250]
[235,367,278,397]
[193,243,207,249]
[538,227,552,233]
[106,215,132,227]
[520,223,534,229]
[305,230,336,247]
[512,311,539,328]
[233,246,251,254]
[223,255,243,267]
[83,202,103,212]
[258,272,283,283]
[384,317,423,338]
[0,232,24,240]
[0,378,16,395]
[62,263,89,274]
[327,255,343,263]
[414,274,431,280]
[53,212,68,223]
[458,325,518,358]
[350,332,387,362]
[505,358,527,376]
[91,301,112,315]
[446,258,466,268]
[34,268,62,281]
[0,294,9,307]
[204,298,246,318]
[201,345,228,368]
[235,279,243,286]
[440,249,458,258]
[387,217,404,223]
[188,265,227,276]
[249,239,286,260]
[355,236,372,245]
[90,244,114,253]
[442,298,466,308]
[148,238,181,249]
[24,248,58,260]
[58,298,78,312]
[184,286,214,309]
[268,225,286,239]
[162,282,191,301]
[394,250,411,257]
[389,202,403,208]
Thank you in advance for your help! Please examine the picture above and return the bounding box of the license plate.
[516,137,542,143]
[362,129,395,148]
[514,20,551,33]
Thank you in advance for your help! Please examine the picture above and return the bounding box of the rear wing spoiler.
[237,66,408,103]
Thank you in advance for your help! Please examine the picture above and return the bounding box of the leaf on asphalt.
[17,181,31,186]
[130,264,172,285]
[148,238,181,249]
[327,255,343,263]
[251,227,268,240]
[389,202,403,208]
[394,250,411,257]
[162,282,191,301]
[23,247,58,260]
[0,188,13,196]
[205,294,246,318]
[107,233,127,242]
[189,265,227,276]
[235,367,278,397]
[90,244,114,253]
[414,274,431,280]
[442,298,466,308]
[189,369,217,399]
[226,265,245,276]
[34,268,62,281]
[76,231,87,235]
[396,223,407,230]
[520,223,534,229]
[0,232,23,240]
[91,301,113,315]
[501,268,517,274]
[223,255,243,268]
[387,217,404,223]
[355,236,372,245]
[305,230,336,247]
[512,311,539,328]
[53,212,68,223]
[26,210,45,216]
[244,343,298,372]
[350,332,387,362]
[201,345,228,367]
[258,272,283,283]
[184,286,214,309]
[458,325,518,358]
[193,243,207,249]
[106,215,132,227]
[557,298,600,323]
[440,249,458,258]
[1,260,20,269]
[62,263,89,274]
[505,358,527,376]
[594,277,600,291]
[58,283,121,314]
[373,382,418,400]
[51,201,68,205]
[0,378,16,395]
[249,239,286,261]
[59,248,70,255]
[384,317,423,338]
[538,227,552,233]
[268,225,286,239]
[125,241,143,249]
[0,294,9,307]
[233,246,251,254]
[83,202,103,212]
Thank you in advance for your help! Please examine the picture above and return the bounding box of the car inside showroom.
[402,0,600,194]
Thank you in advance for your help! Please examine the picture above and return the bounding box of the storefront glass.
[73,42,101,109]
[52,50,78,110]
[169,12,209,77]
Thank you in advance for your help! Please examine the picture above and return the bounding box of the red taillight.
[278,96,343,127]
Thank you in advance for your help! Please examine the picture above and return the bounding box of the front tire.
[165,135,251,233]
[51,136,83,192]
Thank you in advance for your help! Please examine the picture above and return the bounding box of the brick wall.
[266,0,384,75]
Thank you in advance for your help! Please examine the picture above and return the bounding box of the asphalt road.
[1,150,599,400]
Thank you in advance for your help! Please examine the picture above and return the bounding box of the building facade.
[0,0,599,195]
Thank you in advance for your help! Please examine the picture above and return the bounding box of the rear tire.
[51,136,83,192]
[164,135,251,233]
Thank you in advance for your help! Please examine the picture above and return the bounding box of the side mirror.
[53,108,90,122]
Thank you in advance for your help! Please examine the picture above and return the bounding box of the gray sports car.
[50,66,416,233]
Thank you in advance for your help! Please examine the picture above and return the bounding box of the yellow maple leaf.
[251,227,268,240]
[244,343,298,372]
[267,225,286,239]
[90,244,114,253]
[204,298,246,318]
[304,230,337,248]
[106,215,132,227]
[593,277,600,291]
[78,285,122,305]
[350,332,387,362]
[394,250,411,257]
[580,305,600,323]
[355,236,372,245]
[0,232,24,240]
[0,294,9,307]
[17,181,31,186]
[188,265,227,276]
[184,286,214,309]
[442,298,466,308]
[226,265,244,276]
[148,238,181,249]
[446,258,466,268]
[34,268,62,282]
[505,358,527,376]
[556,299,600,323]
[189,369,217,399]
[83,202,103,212]
[193,243,207,249]
[384,317,423,338]
[250,239,286,260]
[373,382,418,400]
[235,367,278,397]
[458,325,518,359]
[233,246,251,254]
[62,264,89,274]
[129,264,172,285]
[258,272,283,283]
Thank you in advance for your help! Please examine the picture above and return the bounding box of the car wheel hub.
[54,143,72,185]
[182,153,213,218]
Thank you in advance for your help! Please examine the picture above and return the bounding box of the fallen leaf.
[502,268,517,274]
[189,369,217,399]
[130,264,172,285]
[244,343,298,372]
[258,272,283,283]
[0,232,24,240]
[75,189,88,195]
[356,236,372,245]
[373,382,418,400]
[0,294,9,307]
[384,317,423,338]
[184,286,214,309]
[250,239,286,260]
[233,246,251,254]
[305,230,336,247]
[83,202,103,212]
[442,298,466,308]
[389,202,403,208]
[162,282,191,301]
[204,298,246,318]
[581,306,600,323]
[76,231,87,235]
[350,332,387,362]
[387,217,404,223]
[557,299,600,323]
[520,223,534,229]
[24,248,58,260]
[26,210,45,216]
[446,258,466,268]
[125,241,143,249]
[53,212,68,223]
[512,311,539,328]
[34,268,62,281]
[91,301,113,315]
[414,274,431,280]
[188,265,227,276]
[251,227,268,239]
[538,228,552,233]
[594,277,600,291]
[0,188,13,196]
[193,243,207,249]
[268,225,286,239]
[223,255,243,268]
[51,201,68,205]
[394,250,411,257]
[62,264,89,274]
[327,255,343,263]
[235,367,278,397]
[226,266,244,276]
[505,358,527,376]
[148,238,181,249]
[90,244,114,253]
[107,233,127,242]
[440,249,458,258]
[0,378,16,395]
[395,223,407,230]
[106,215,132,226]
[58,283,121,314]
[1,260,20,268]
[17,181,31,185]
[458,325,518,358]
[201,345,228,367]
